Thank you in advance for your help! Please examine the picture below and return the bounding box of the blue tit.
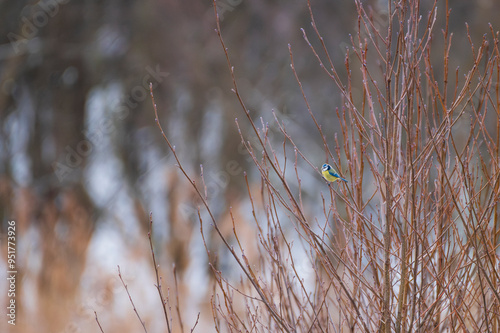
[321,163,348,183]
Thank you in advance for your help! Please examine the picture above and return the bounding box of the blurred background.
[1,0,499,332]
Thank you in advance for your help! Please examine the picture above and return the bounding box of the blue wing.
[329,169,348,182]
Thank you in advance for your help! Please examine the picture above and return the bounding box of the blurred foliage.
[1,0,500,332]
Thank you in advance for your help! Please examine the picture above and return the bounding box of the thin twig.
[117,265,148,333]
[190,312,201,333]
[94,311,105,333]
[148,213,172,332]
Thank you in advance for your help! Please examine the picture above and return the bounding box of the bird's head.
[321,164,330,172]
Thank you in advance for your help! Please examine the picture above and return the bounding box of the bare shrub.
[148,0,500,332]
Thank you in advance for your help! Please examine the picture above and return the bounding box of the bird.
[321,163,348,183]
